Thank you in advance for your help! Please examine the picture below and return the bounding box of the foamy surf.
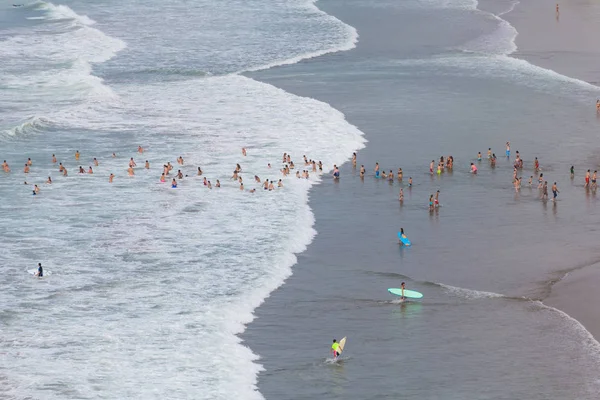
[0,1,365,399]
[436,283,505,299]
[240,0,358,73]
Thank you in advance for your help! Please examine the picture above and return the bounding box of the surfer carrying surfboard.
[331,339,341,359]
[35,263,43,277]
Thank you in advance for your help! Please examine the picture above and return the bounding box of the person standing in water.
[570,166,575,179]
[585,169,590,188]
[399,228,407,244]
[398,188,404,202]
[331,339,341,360]
[470,163,477,174]
[333,165,340,179]
[542,181,549,200]
[505,142,510,158]
[352,152,357,167]
[35,263,43,277]
[374,162,380,178]
[551,182,559,201]
[429,195,434,211]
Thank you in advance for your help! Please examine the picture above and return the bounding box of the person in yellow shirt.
[331,339,340,359]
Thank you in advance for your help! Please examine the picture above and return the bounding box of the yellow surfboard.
[338,337,347,354]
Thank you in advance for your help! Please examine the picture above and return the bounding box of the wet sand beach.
[502,0,600,341]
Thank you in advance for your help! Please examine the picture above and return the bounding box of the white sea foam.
[0,1,365,399]
[240,0,358,73]
[36,2,97,26]
[437,283,505,299]
[460,8,517,55]
[534,301,600,361]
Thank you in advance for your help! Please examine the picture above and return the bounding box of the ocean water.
[0,1,364,399]
[5,0,600,398]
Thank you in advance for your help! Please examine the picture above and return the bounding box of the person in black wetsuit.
[36,263,43,277]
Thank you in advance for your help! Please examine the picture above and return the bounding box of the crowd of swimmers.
[2,139,596,207]
[1,146,332,196]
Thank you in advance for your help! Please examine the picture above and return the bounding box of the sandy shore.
[505,0,600,85]
[503,0,600,338]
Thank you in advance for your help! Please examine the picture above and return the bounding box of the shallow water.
[243,0,600,398]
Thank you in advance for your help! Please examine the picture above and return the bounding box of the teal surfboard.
[398,232,411,246]
[388,288,423,299]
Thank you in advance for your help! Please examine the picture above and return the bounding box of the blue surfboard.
[398,232,411,246]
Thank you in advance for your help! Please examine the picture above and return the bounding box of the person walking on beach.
[552,182,559,201]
